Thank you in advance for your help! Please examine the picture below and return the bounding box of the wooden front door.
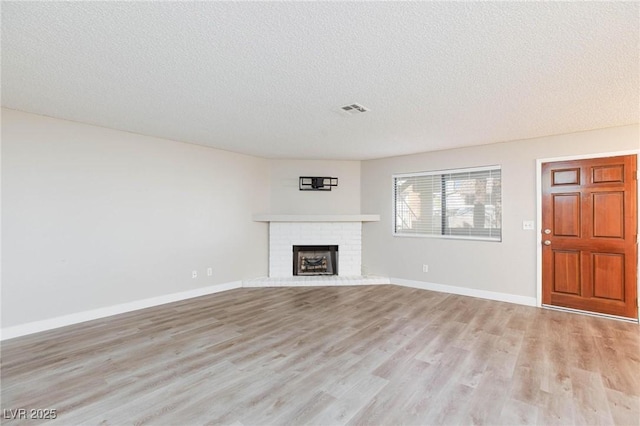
[542,155,638,319]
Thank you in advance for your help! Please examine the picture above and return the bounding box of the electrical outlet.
[207,267,213,276]
[192,270,197,278]
[422,264,429,273]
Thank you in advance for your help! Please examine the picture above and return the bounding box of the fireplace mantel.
[253,214,380,222]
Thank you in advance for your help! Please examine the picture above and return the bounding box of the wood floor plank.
[418,382,475,426]
[498,398,538,425]
[308,374,388,425]
[594,335,640,397]
[570,367,616,425]
[536,392,575,426]
[485,327,525,380]
[462,373,511,424]
[398,349,473,425]
[346,358,433,426]
[1,284,638,425]
[604,387,640,426]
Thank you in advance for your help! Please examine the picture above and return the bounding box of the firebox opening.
[292,245,338,276]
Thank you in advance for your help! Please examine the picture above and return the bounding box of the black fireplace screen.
[293,245,338,276]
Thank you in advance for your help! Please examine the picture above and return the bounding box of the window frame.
[392,165,502,242]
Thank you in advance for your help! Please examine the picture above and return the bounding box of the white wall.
[361,125,639,298]
[268,159,361,214]
[1,109,270,327]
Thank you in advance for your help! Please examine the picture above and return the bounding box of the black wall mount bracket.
[299,177,338,191]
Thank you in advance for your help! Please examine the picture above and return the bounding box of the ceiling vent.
[340,103,370,115]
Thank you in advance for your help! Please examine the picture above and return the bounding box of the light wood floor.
[1,285,639,425]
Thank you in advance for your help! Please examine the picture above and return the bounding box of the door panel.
[553,251,581,295]
[552,168,581,185]
[553,194,581,236]
[592,165,624,183]
[592,253,624,301]
[592,192,624,238]
[542,155,637,319]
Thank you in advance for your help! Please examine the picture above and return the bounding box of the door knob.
[544,240,551,246]
[544,229,551,235]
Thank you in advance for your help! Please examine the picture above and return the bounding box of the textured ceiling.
[2,1,638,160]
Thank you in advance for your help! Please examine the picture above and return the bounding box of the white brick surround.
[269,222,362,277]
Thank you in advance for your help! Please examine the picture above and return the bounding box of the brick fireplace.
[269,222,360,277]
[252,214,380,279]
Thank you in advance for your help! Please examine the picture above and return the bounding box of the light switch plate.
[522,220,535,230]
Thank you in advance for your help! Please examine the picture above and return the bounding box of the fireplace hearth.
[293,245,338,276]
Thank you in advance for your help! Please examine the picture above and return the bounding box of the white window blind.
[393,166,502,241]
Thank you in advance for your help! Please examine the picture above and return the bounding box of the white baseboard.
[0,281,242,341]
[391,278,537,307]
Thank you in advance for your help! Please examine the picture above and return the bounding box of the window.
[393,165,502,241]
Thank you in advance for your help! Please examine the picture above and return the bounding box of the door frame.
[535,149,640,321]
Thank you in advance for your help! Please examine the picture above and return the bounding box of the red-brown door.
[542,155,638,319]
